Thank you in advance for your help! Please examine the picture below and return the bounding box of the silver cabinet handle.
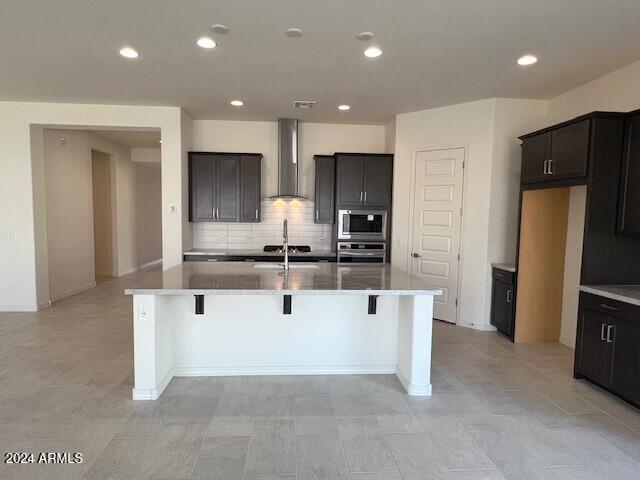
[255,209,258,219]
[601,323,607,341]
[360,191,363,202]
[364,192,367,202]
[216,208,219,219]
[607,324,614,343]
[543,160,548,175]
[506,289,512,303]
[548,159,553,174]
[316,210,319,220]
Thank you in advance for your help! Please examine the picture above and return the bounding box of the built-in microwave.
[337,209,387,241]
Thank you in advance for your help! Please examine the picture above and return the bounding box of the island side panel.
[132,295,174,400]
[396,295,434,396]
[169,294,399,376]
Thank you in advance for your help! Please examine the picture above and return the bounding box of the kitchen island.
[125,262,441,400]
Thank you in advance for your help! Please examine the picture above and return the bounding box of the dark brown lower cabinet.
[490,267,515,338]
[575,292,640,407]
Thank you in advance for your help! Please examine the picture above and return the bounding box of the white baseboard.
[459,322,497,332]
[173,364,397,377]
[117,258,162,277]
[395,368,432,396]
[132,367,174,400]
[50,282,97,303]
[0,304,39,312]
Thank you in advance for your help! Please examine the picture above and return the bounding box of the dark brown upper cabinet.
[335,153,393,207]
[520,118,590,186]
[618,113,640,236]
[336,155,364,205]
[190,153,216,221]
[216,155,240,221]
[189,152,261,223]
[240,155,262,222]
[521,132,551,184]
[313,155,335,224]
[364,156,393,205]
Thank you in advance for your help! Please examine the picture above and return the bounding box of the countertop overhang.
[184,248,336,258]
[125,261,442,296]
[579,285,640,307]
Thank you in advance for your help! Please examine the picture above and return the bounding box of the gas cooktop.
[263,245,311,254]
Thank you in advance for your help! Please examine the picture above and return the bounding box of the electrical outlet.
[138,307,149,322]
[0,232,17,241]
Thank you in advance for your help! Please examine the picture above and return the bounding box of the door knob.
[412,253,421,258]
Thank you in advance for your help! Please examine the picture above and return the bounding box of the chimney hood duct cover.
[271,118,306,199]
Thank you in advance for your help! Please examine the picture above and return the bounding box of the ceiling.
[2,1,640,125]
[95,129,161,148]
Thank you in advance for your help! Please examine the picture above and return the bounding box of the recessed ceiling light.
[517,54,538,66]
[119,46,139,59]
[285,28,304,38]
[230,100,244,107]
[364,46,382,58]
[210,24,229,34]
[338,105,351,111]
[356,32,375,41]
[197,37,217,49]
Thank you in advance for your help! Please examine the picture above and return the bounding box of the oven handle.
[338,251,386,257]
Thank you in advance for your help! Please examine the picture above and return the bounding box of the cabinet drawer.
[492,268,515,285]
[579,292,639,325]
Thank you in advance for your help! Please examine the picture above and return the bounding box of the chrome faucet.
[283,219,289,270]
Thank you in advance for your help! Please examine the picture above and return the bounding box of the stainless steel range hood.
[270,118,306,199]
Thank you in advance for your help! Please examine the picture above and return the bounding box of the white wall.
[560,186,587,348]
[393,100,495,330]
[191,120,386,248]
[546,58,640,349]
[43,129,128,300]
[192,120,386,198]
[393,98,548,330]
[547,58,640,124]
[42,129,163,301]
[134,162,163,267]
[0,102,187,311]
[131,147,161,164]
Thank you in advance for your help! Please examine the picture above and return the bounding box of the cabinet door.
[314,156,335,224]
[215,155,240,222]
[608,317,640,403]
[491,279,514,337]
[336,155,364,205]
[576,307,610,385]
[240,155,261,222]
[549,120,590,180]
[190,153,215,221]
[521,133,551,184]
[363,156,393,206]
[618,115,640,235]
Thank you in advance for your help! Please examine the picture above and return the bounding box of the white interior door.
[410,148,464,323]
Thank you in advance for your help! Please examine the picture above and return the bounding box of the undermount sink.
[253,263,320,270]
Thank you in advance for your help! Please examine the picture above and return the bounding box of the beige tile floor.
[1,267,639,479]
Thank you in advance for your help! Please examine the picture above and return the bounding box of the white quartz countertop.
[184,248,336,258]
[579,285,640,307]
[125,261,442,296]
[491,263,516,273]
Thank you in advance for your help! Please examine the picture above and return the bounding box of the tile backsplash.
[191,200,333,251]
